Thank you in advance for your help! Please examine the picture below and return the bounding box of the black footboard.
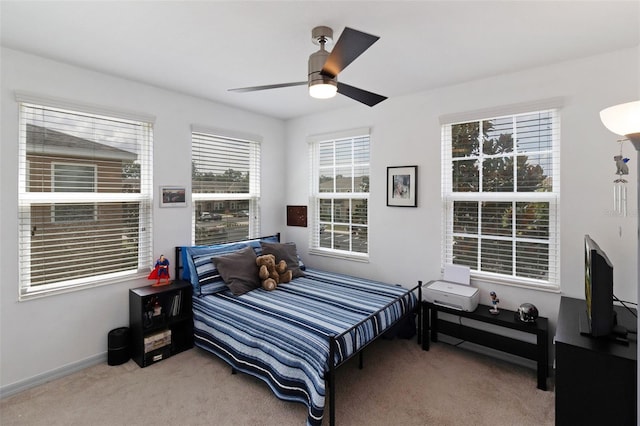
[327,281,422,425]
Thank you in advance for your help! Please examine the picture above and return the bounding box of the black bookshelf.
[129,280,193,367]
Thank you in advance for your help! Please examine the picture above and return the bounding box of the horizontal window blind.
[191,131,261,245]
[442,108,560,289]
[18,103,153,298]
[309,131,370,258]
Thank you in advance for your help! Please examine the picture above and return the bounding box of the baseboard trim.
[0,352,107,399]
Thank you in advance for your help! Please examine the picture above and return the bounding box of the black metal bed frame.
[174,235,422,426]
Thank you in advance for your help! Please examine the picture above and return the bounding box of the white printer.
[423,264,479,312]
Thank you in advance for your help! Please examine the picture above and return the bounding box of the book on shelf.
[144,329,171,353]
[168,291,182,317]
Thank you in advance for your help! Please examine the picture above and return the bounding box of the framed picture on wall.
[159,186,187,207]
[387,166,417,207]
[287,205,308,227]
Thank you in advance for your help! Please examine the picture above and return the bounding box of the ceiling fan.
[228,26,387,107]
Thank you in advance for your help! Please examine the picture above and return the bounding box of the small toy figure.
[148,254,171,286]
[614,155,630,176]
[153,299,162,316]
[489,291,500,315]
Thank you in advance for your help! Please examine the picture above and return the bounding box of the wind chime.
[613,140,630,216]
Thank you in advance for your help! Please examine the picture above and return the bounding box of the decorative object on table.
[517,303,539,323]
[489,291,500,315]
[148,254,171,286]
[387,165,418,207]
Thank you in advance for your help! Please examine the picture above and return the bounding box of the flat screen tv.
[583,234,617,337]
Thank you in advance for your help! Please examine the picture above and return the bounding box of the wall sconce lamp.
[600,100,640,150]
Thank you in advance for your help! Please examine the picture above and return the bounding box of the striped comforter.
[192,268,417,426]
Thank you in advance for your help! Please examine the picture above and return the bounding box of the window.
[52,163,96,222]
[309,129,370,259]
[191,128,261,245]
[18,97,154,299]
[441,106,560,289]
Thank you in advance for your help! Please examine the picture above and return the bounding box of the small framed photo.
[387,166,417,207]
[160,186,187,208]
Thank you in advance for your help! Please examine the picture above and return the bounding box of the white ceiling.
[1,1,639,120]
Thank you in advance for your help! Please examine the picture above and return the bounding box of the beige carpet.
[0,337,554,425]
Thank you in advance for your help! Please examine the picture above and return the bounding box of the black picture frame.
[387,166,417,207]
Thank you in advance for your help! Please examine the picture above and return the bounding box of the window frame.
[308,128,370,261]
[441,103,561,291]
[190,126,262,245]
[17,94,155,300]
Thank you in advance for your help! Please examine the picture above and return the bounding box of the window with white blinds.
[191,129,261,245]
[18,101,153,299]
[309,129,370,259]
[441,107,560,290]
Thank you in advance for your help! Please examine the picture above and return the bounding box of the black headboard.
[173,233,281,281]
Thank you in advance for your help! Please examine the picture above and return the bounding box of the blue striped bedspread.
[192,268,418,426]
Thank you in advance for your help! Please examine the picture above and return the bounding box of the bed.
[175,234,421,426]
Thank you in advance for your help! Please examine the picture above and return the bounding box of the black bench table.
[422,301,549,390]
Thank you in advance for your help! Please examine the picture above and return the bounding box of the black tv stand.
[556,297,637,425]
[578,309,629,345]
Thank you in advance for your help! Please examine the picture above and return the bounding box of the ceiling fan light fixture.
[309,80,337,99]
[229,26,386,107]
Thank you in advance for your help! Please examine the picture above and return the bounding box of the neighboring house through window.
[191,127,261,245]
[52,163,96,222]
[18,96,154,299]
[309,128,370,259]
[441,101,561,290]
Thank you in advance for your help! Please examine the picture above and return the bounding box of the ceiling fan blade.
[337,82,387,107]
[228,81,307,92]
[321,27,380,77]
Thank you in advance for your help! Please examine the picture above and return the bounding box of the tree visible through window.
[442,110,559,288]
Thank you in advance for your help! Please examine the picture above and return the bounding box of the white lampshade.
[309,82,337,99]
[600,100,640,145]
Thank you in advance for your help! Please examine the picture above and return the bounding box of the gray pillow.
[260,242,305,278]
[212,246,260,295]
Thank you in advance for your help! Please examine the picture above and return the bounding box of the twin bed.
[175,234,421,426]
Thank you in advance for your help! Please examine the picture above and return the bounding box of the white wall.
[284,47,639,336]
[2,44,638,396]
[0,48,286,394]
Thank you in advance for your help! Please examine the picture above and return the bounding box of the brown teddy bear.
[256,254,292,291]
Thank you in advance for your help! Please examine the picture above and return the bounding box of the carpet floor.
[0,337,554,425]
